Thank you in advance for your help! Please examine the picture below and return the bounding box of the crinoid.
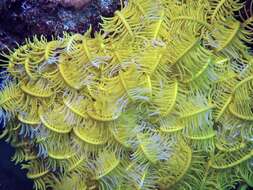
[0,0,253,190]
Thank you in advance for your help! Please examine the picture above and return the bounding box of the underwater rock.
[0,0,121,52]
[49,0,91,9]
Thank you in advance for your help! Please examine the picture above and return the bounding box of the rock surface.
[49,0,92,9]
[0,0,121,52]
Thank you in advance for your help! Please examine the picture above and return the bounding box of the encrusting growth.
[0,0,253,190]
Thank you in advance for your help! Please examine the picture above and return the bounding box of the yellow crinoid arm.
[38,104,74,134]
[210,144,253,169]
[0,80,23,114]
[101,0,155,43]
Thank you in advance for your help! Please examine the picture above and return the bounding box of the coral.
[0,0,253,190]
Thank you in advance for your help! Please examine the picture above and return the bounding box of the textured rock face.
[0,0,121,52]
[49,0,92,9]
